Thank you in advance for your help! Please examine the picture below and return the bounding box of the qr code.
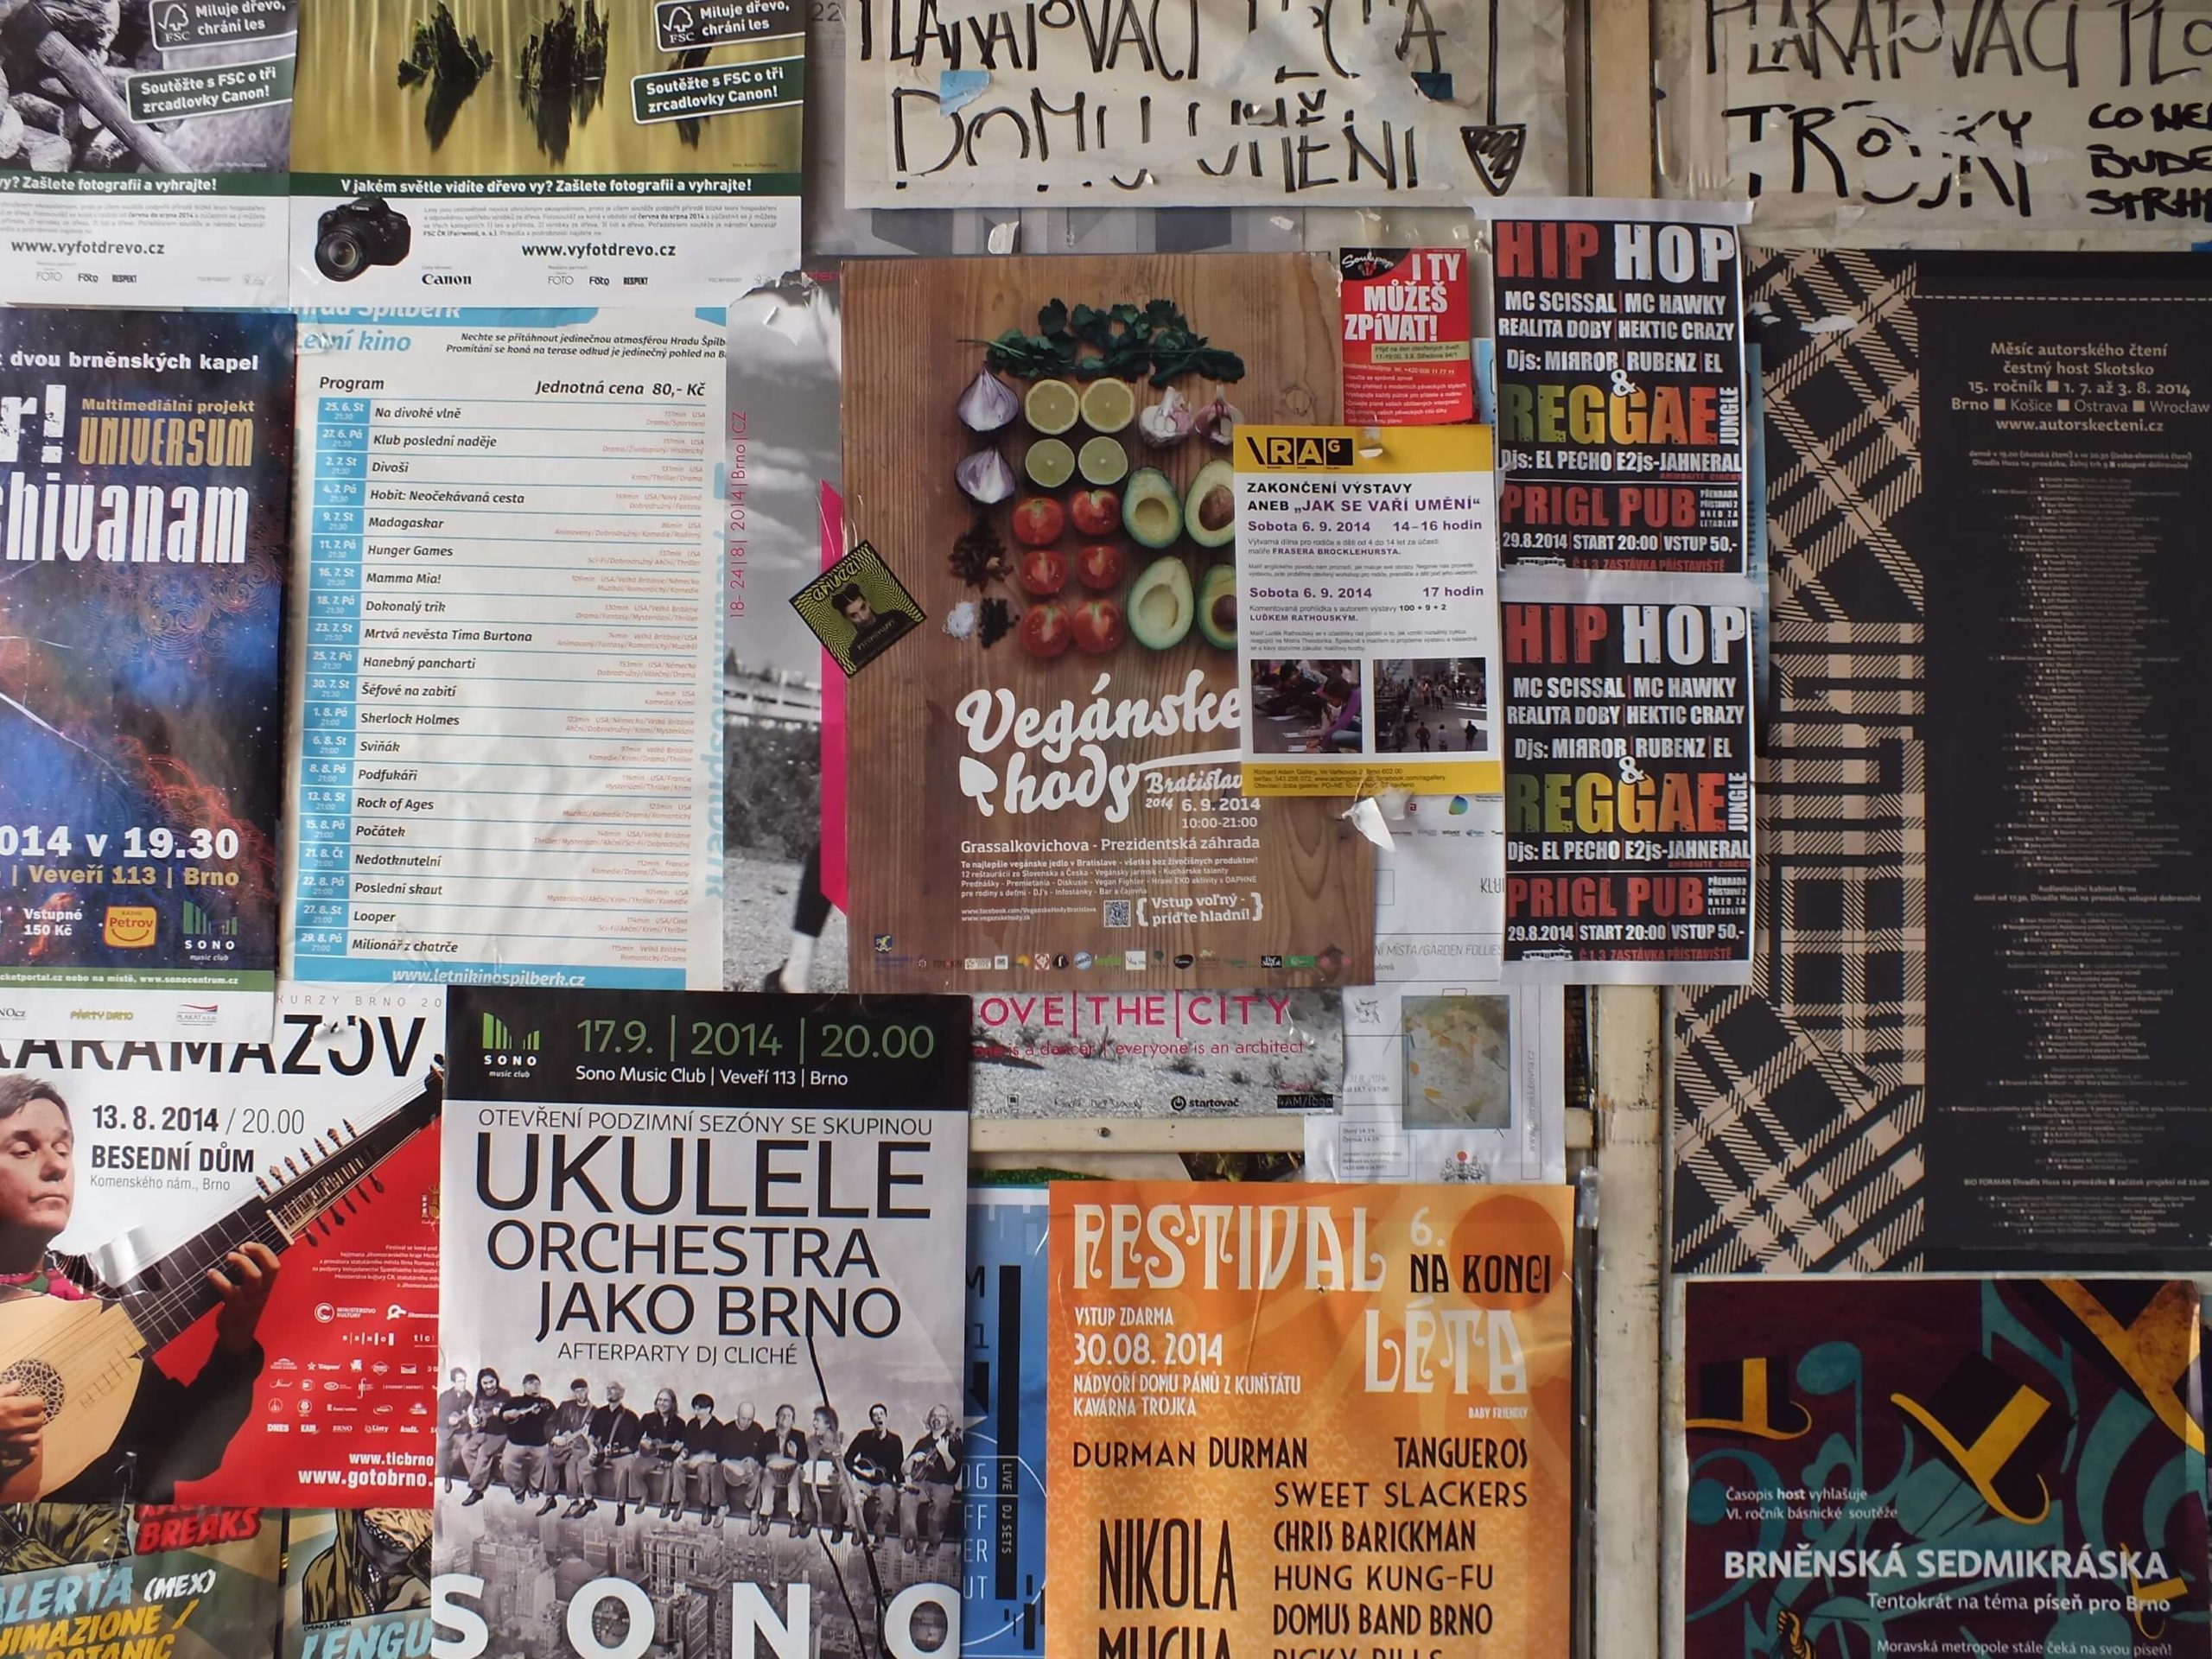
[1103,900,1133,928]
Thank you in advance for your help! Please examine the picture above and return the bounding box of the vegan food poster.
[840,255,1372,991]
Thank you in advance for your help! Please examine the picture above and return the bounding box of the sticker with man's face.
[791,541,925,677]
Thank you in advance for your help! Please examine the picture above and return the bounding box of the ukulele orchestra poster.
[0,986,442,1510]
[431,988,969,1659]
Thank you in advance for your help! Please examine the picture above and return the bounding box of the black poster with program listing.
[1919,255,2212,1269]
[1673,251,2212,1274]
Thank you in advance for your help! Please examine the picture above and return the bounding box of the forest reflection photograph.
[294,0,800,172]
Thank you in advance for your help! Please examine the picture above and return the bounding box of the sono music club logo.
[479,1009,540,1075]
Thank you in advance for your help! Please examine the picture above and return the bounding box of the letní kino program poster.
[434,987,969,1659]
[0,307,294,1040]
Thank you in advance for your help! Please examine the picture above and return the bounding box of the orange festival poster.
[1047,1182,1575,1659]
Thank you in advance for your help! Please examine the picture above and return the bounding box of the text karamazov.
[1725,1546,2171,1583]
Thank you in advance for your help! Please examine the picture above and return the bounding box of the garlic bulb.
[1195,395,1242,447]
[1138,387,1193,446]
[956,447,1017,504]
[957,370,1020,433]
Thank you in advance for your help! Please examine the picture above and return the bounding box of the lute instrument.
[0,1066,442,1500]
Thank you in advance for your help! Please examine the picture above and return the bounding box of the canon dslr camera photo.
[315,196,414,282]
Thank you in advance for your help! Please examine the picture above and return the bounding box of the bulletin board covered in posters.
[839,254,1375,995]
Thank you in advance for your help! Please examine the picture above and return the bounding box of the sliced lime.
[1026,438,1076,488]
[1080,377,1135,433]
[1078,435,1128,486]
[1025,378,1080,435]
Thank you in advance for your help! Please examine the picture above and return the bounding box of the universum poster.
[1049,1181,1574,1659]
[434,987,969,1659]
[0,307,292,1041]
[289,0,802,303]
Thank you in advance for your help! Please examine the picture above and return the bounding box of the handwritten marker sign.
[843,0,1568,207]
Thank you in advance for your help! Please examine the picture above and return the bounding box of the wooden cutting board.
[841,253,1373,993]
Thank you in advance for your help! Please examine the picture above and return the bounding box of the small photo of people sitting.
[1376,658,1488,755]
[436,1365,962,1557]
[1249,659,1364,754]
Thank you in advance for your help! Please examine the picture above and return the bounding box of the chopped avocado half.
[1198,563,1236,650]
[1185,459,1235,550]
[1128,555,1194,650]
[1123,467,1182,550]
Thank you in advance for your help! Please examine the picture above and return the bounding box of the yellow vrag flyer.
[1235,425,1503,798]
